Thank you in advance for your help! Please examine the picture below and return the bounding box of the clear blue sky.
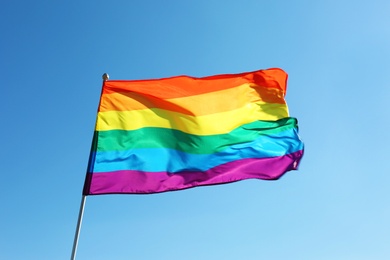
[1,1,390,259]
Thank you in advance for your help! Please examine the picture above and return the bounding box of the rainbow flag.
[83,68,304,195]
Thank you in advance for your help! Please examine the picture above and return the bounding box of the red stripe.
[102,68,287,99]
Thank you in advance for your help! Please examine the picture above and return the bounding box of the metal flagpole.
[71,73,109,259]
[71,195,86,260]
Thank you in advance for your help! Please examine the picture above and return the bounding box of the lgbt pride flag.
[83,68,304,195]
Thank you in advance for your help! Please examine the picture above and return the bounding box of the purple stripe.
[85,150,303,195]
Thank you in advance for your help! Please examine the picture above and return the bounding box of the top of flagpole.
[102,73,109,81]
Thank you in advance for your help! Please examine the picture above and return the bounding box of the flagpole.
[71,195,86,260]
[71,73,109,260]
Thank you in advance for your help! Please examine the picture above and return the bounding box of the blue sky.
[1,1,390,259]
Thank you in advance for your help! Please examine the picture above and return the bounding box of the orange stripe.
[99,83,286,115]
[102,68,287,99]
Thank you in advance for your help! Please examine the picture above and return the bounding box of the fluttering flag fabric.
[83,68,304,195]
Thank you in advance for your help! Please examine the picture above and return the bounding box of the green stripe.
[93,117,298,154]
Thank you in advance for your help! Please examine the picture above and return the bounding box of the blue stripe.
[90,128,303,173]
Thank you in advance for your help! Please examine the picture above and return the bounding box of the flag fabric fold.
[83,68,304,195]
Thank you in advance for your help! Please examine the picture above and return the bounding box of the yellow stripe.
[99,83,286,116]
[96,102,289,135]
